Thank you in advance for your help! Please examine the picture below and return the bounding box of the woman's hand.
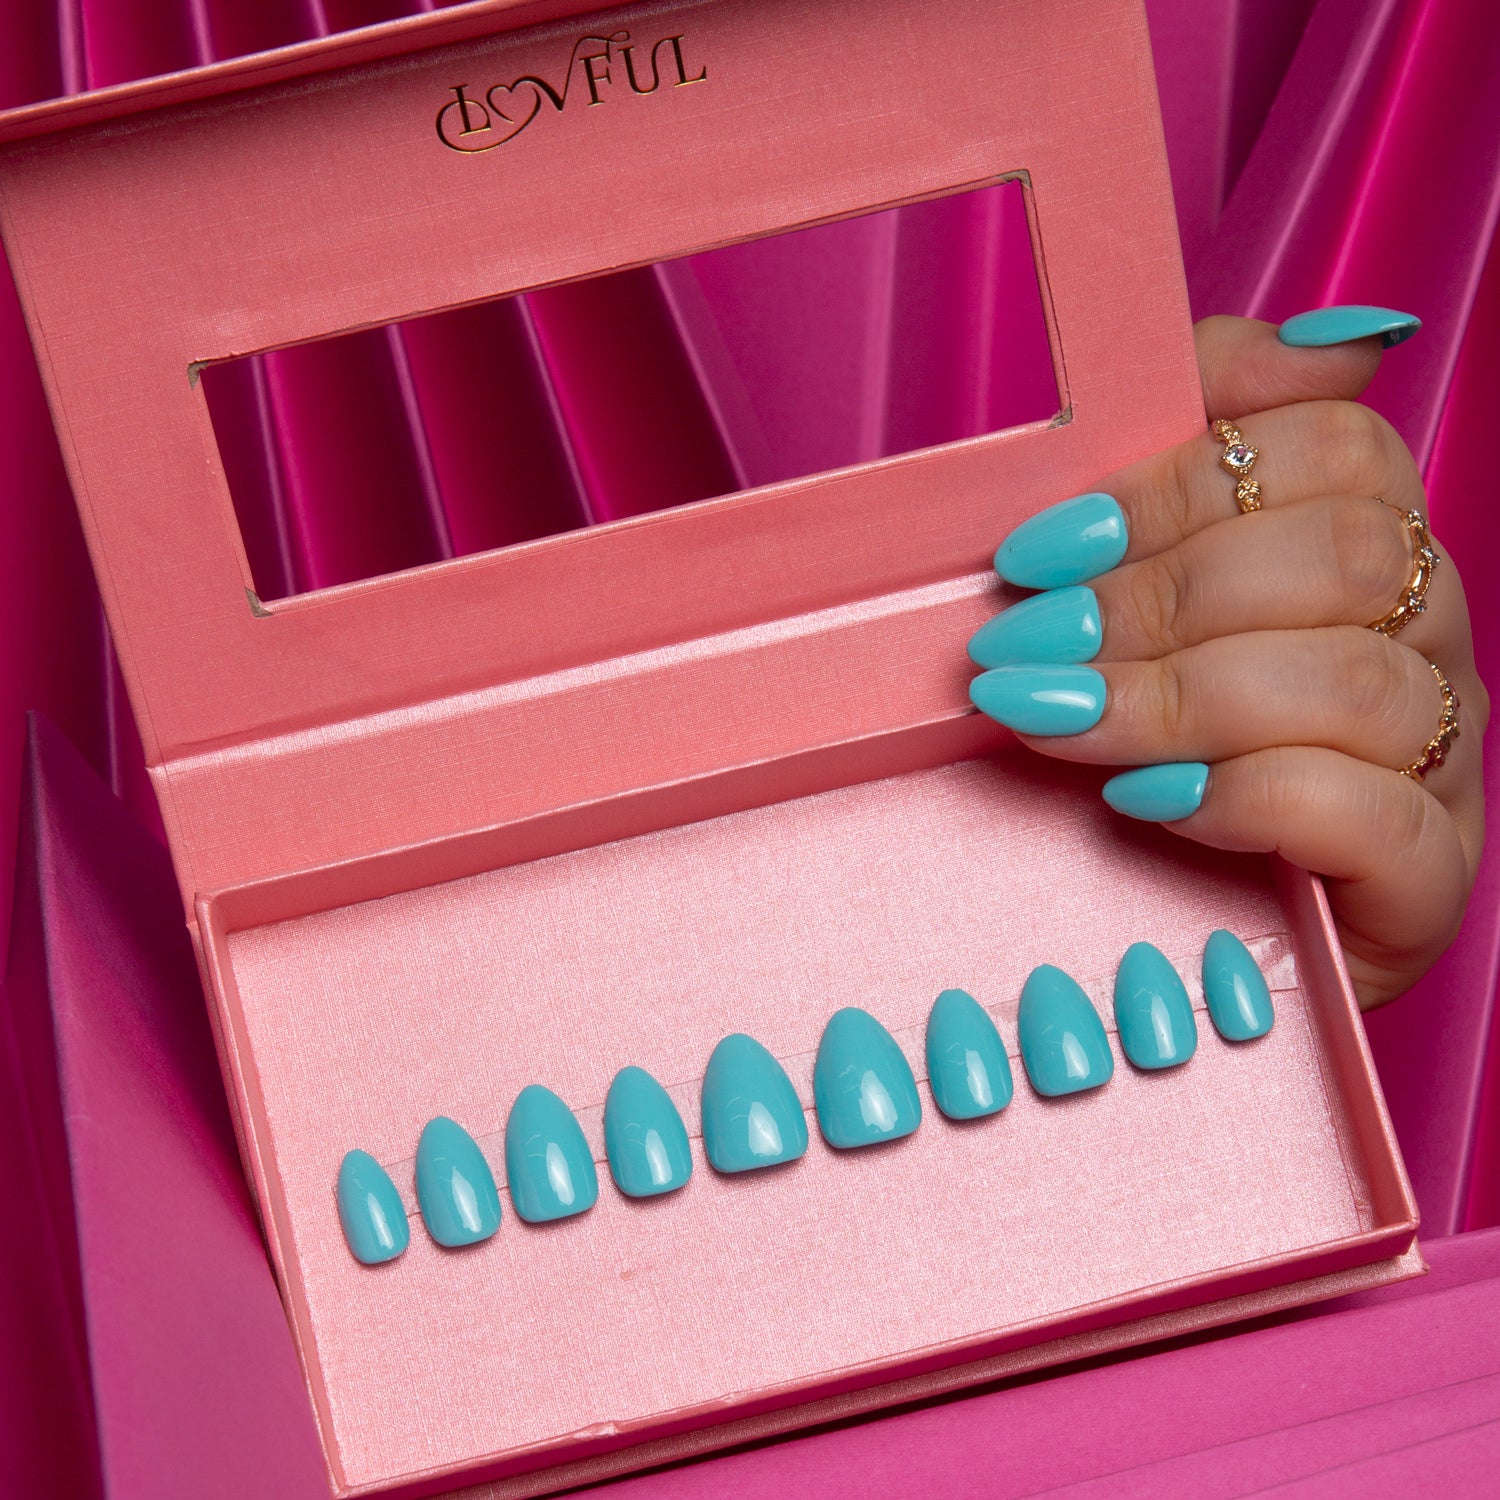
[967,313,1487,1010]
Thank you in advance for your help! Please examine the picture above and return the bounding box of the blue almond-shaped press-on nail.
[701,1033,809,1173]
[994,493,1128,589]
[415,1116,502,1247]
[969,663,1107,736]
[337,1149,410,1265]
[925,988,1013,1120]
[968,585,1103,669]
[813,1007,922,1148]
[1202,930,1276,1041]
[604,1066,693,1198]
[505,1084,599,1223]
[1113,942,1198,1070]
[1276,305,1421,349]
[1102,762,1209,822]
[1017,964,1115,1097]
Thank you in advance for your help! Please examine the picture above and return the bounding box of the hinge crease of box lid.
[167,570,994,771]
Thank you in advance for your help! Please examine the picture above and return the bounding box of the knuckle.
[1237,749,1293,823]
[1306,400,1393,491]
[1357,759,1441,868]
[1162,446,1203,536]
[1127,550,1192,652]
[1147,654,1193,744]
[1322,499,1410,614]
[1387,778,1437,859]
[1334,630,1408,733]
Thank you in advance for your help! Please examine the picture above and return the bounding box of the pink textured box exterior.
[0,0,1420,1495]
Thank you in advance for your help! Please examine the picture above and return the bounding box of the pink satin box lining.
[0,0,1421,1494]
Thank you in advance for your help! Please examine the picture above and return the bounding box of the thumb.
[1194,313,1408,421]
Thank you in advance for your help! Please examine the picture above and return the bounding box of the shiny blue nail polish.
[700,1033,809,1173]
[603,1066,693,1198]
[969,664,1106,735]
[1277,305,1421,349]
[1102,762,1208,822]
[415,1116,501,1247]
[1113,943,1198,1070]
[995,493,1127,588]
[504,1085,599,1223]
[813,1007,922,1148]
[968,586,1103,669]
[336,1149,409,1265]
[1017,965,1115,1097]
[1202,930,1275,1041]
[925,989,1013,1120]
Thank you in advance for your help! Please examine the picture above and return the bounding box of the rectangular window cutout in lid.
[202,177,1059,602]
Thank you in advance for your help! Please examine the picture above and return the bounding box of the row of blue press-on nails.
[336,930,1274,1264]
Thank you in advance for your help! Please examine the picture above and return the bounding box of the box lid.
[0,0,1203,904]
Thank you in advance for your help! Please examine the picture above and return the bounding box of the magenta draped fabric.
[4,717,331,1500]
[2,0,1499,1493]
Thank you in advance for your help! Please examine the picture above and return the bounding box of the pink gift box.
[0,0,1423,1493]
[12,710,1492,1500]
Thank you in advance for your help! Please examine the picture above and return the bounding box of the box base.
[202,753,1416,1494]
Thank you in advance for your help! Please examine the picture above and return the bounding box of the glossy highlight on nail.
[505,1084,599,1223]
[813,1007,922,1148]
[967,586,1103,669]
[1276,305,1421,349]
[415,1116,501,1247]
[1017,964,1115,1097]
[336,1149,410,1265]
[1113,943,1197,1070]
[700,1033,809,1173]
[925,989,1013,1120]
[604,1066,693,1198]
[969,663,1106,735]
[1202,930,1276,1041]
[1102,762,1208,822]
[994,492,1127,588]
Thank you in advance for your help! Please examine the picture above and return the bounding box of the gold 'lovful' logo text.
[436,30,706,152]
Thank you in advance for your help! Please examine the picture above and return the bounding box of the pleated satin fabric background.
[1,0,1499,1492]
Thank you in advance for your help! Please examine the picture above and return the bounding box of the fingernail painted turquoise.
[603,1066,693,1198]
[1277,305,1421,349]
[813,1007,922,1148]
[336,1149,409,1265]
[969,664,1106,735]
[700,1033,809,1173]
[1102,762,1208,822]
[1017,965,1115,1097]
[925,989,1013,1120]
[1113,943,1198,1070]
[1202,930,1276,1041]
[505,1084,599,1223]
[995,493,1127,588]
[968,586,1103,669]
[415,1116,501,1247]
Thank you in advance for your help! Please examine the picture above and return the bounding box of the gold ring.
[1400,661,1461,781]
[1211,419,1262,512]
[1369,501,1440,638]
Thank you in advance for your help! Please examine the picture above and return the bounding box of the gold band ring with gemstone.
[1368,500,1440,638]
[1210,419,1263,512]
[1400,661,1461,781]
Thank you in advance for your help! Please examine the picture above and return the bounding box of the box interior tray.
[205,753,1409,1491]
